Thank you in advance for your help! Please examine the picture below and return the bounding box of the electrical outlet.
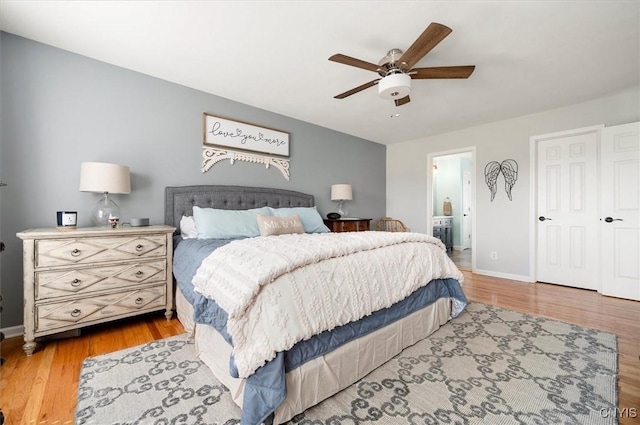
[490,251,498,260]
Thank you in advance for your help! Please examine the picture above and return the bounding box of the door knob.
[538,216,552,221]
[602,217,623,223]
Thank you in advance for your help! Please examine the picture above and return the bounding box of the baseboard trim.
[1,325,24,339]
[473,269,532,283]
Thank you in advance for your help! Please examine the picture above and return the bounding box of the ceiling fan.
[329,22,475,107]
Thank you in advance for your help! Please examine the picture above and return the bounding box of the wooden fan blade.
[410,65,476,79]
[334,79,380,99]
[399,22,452,70]
[329,54,381,73]
[394,96,411,107]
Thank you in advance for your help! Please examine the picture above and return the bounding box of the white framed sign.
[203,113,290,157]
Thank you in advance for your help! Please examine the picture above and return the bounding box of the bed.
[165,185,467,425]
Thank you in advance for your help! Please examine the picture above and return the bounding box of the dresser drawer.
[35,260,167,300]
[353,220,370,231]
[35,286,166,333]
[324,219,371,233]
[433,216,453,225]
[340,221,358,232]
[35,235,167,267]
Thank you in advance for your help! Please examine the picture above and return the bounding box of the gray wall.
[0,32,386,329]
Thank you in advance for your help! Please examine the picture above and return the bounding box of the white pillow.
[180,216,198,239]
[256,214,305,236]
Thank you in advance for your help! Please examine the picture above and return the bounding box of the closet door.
[600,122,640,300]
[535,126,600,289]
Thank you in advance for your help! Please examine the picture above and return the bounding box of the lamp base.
[91,193,121,228]
[336,200,349,218]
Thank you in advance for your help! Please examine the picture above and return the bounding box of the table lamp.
[79,162,131,227]
[331,184,352,217]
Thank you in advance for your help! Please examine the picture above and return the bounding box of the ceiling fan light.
[378,73,411,100]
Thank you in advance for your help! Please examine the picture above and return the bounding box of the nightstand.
[323,218,371,232]
[16,225,175,356]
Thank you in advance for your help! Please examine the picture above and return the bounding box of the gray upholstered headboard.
[165,185,315,235]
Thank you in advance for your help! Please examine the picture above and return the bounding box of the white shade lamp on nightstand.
[331,184,352,217]
[80,162,131,227]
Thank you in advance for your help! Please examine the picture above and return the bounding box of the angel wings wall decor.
[485,159,518,201]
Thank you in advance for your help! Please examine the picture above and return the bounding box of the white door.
[462,171,471,250]
[535,127,600,289]
[600,122,640,300]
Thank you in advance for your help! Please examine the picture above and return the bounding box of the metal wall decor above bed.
[202,148,291,181]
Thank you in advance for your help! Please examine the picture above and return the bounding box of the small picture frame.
[57,211,77,229]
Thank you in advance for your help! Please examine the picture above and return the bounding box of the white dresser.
[17,225,175,355]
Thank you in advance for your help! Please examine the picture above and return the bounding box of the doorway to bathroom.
[427,148,475,271]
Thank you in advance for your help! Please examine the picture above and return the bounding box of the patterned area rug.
[76,303,618,425]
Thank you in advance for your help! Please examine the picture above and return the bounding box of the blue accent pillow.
[269,206,329,233]
[193,206,273,239]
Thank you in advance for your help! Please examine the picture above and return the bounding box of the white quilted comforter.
[192,231,464,378]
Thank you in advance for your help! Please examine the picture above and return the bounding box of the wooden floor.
[1,271,638,425]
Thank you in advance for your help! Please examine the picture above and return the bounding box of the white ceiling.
[1,1,638,145]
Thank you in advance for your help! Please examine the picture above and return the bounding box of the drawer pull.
[135,297,144,305]
[135,244,144,251]
[135,271,144,278]
[71,309,81,317]
[71,278,82,287]
[71,248,81,257]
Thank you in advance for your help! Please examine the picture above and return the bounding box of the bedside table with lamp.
[325,183,371,232]
[17,162,175,356]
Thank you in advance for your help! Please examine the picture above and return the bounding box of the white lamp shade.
[79,162,131,194]
[331,184,353,201]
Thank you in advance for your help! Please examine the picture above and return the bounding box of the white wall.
[387,87,640,280]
